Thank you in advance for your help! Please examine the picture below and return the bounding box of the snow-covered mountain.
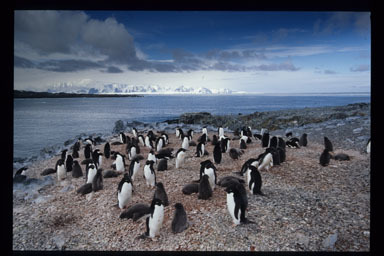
[44,81,234,95]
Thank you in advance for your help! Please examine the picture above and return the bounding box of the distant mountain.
[43,81,234,95]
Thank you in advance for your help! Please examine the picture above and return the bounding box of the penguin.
[84,144,92,159]
[261,132,270,147]
[182,183,199,195]
[114,153,126,172]
[366,138,371,154]
[224,138,231,153]
[119,203,151,221]
[156,137,164,152]
[104,142,111,159]
[148,150,157,164]
[65,154,73,172]
[253,134,262,140]
[14,167,28,183]
[278,137,286,150]
[171,203,189,233]
[198,175,213,200]
[229,148,244,160]
[138,135,145,147]
[153,182,169,207]
[72,147,79,159]
[143,198,164,238]
[147,130,156,142]
[324,137,333,152]
[143,160,156,187]
[56,159,66,181]
[257,152,273,171]
[120,132,127,144]
[196,142,205,157]
[118,173,133,209]
[225,182,250,225]
[61,149,68,161]
[86,163,97,184]
[247,166,264,195]
[286,138,300,148]
[269,136,278,148]
[128,145,137,160]
[213,143,222,164]
[319,148,331,166]
[156,148,174,159]
[175,148,187,169]
[73,139,81,152]
[187,129,194,139]
[202,160,217,190]
[40,168,56,176]
[76,183,93,195]
[72,160,83,178]
[181,136,189,150]
[84,137,94,146]
[202,127,208,136]
[218,176,245,187]
[132,127,138,138]
[92,168,103,192]
[161,133,169,145]
[276,147,286,163]
[211,134,218,146]
[239,136,247,150]
[92,149,103,169]
[334,153,350,161]
[266,147,280,166]
[145,136,153,149]
[157,158,168,172]
[218,126,224,138]
[285,131,293,138]
[238,158,259,176]
[103,170,121,178]
[176,127,182,139]
[299,133,308,147]
[198,133,208,144]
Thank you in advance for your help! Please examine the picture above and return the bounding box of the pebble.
[323,232,338,249]
[353,128,363,134]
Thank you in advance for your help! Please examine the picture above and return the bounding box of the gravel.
[13,109,370,251]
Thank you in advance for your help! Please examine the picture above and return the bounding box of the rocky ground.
[13,104,370,251]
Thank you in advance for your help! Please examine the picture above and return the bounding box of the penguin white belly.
[131,162,140,181]
[149,205,164,237]
[144,166,155,187]
[148,154,157,163]
[87,168,97,184]
[219,128,224,137]
[250,182,255,194]
[246,168,251,188]
[226,140,231,153]
[157,140,163,152]
[226,192,240,225]
[182,138,189,150]
[145,137,152,149]
[132,129,137,138]
[258,153,273,171]
[116,158,124,172]
[129,147,136,160]
[139,137,145,147]
[118,182,132,209]
[204,168,215,189]
[176,152,185,169]
[98,155,103,167]
[57,165,66,181]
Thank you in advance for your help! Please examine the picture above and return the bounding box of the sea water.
[13,94,370,169]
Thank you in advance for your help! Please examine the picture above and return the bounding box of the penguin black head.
[151,198,163,208]
[174,203,184,210]
[156,182,165,189]
[146,160,155,166]
[57,158,65,166]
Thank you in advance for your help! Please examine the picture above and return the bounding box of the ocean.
[13,94,370,169]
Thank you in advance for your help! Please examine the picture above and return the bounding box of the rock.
[113,120,125,133]
[296,233,309,247]
[322,232,338,249]
[60,184,75,193]
[179,112,212,124]
[52,234,66,250]
[353,128,363,134]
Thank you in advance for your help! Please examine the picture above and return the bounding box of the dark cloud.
[105,66,124,73]
[37,59,103,72]
[14,56,36,68]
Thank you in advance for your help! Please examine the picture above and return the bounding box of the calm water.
[14,94,370,166]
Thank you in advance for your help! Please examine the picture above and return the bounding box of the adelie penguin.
[144,160,156,187]
[175,148,187,169]
[128,158,141,181]
[269,136,278,148]
[86,163,98,184]
[92,149,103,169]
[299,133,308,147]
[14,167,28,183]
[239,136,247,149]
[156,137,165,152]
[157,158,167,172]
[84,144,92,159]
[218,176,245,188]
[201,160,217,190]
[92,168,103,192]
[213,143,222,164]
[171,203,189,233]
[261,132,270,148]
[195,142,205,157]
[181,136,189,150]
[319,148,331,166]
[65,154,74,172]
[104,142,111,159]
[246,166,264,196]
[118,173,133,209]
[120,132,127,144]
[147,150,157,164]
[229,148,243,160]
[140,198,164,239]
[324,137,333,152]
[114,153,126,172]
[120,203,151,221]
[198,174,213,200]
[132,127,138,138]
[257,152,273,171]
[56,159,66,181]
[225,182,252,226]
[182,183,199,195]
[237,158,259,176]
[72,160,83,178]
[153,182,169,207]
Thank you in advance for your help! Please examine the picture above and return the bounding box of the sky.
[14,11,371,93]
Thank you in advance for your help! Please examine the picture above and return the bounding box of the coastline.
[13,102,370,251]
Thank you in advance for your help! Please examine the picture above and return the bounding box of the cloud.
[350,64,370,72]
[105,66,124,73]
